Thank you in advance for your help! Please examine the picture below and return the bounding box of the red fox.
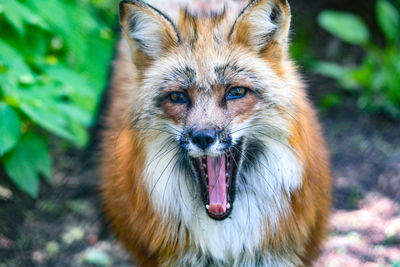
[100,0,331,266]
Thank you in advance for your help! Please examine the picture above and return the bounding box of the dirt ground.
[313,98,400,266]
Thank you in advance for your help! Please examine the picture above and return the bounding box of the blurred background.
[0,0,399,266]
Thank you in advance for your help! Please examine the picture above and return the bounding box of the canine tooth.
[206,205,210,210]
[203,164,206,168]
[227,203,231,209]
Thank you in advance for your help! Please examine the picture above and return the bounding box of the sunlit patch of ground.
[316,194,400,266]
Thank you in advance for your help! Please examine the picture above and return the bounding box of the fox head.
[119,0,302,239]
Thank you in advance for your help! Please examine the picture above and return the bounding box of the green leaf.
[67,120,88,146]
[19,101,81,146]
[26,132,52,180]
[352,55,376,88]
[311,61,359,89]
[0,0,24,35]
[3,135,37,198]
[321,93,343,109]
[25,0,71,34]
[18,5,49,31]
[15,85,89,147]
[45,65,95,98]
[20,100,87,146]
[56,103,92,126]
[0,0,49,35]
[0,102,21,155]
[318,10,370,45]
[83,34,115,91]
[46,64,98,113]
[3,132,51,197]
[0,40,31,75]
[25,0,87,66]
[377,0,400,41]
[0,74,20,105]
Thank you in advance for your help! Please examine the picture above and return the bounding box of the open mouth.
[192,147,241,220]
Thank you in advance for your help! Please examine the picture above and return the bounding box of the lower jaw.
[206,206,232,220]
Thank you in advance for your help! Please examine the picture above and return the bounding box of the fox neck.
[143,132,302,263]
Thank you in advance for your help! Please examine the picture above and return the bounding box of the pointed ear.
[119,0,180,60]
[229,0,291,55]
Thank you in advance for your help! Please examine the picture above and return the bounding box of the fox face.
[120,0,298,217]
[106,0,330,264]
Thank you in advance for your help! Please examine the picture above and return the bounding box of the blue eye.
[225,87,248,100]
[169,92,189,104]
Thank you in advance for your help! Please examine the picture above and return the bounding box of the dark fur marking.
[191,19,198,48]
[120,0,181,43]
[183,8,198,48]
[214,64,263,98]
[155,66,196,99]
[258,31,276,48]
[166,66,196,89]
[212,34,221,45]
[210,5,227,23]
[214,64,229,86]
[153,66,195,108]
[270,3,281,24]
[228,0,260,41]
[126,14,153,54]
[241,138,266,182]
[154,92,168,109]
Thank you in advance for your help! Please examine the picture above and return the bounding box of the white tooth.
[205,174,208,178]
[203,164,206,168]
[227,203,231,209]
[206,205,210,210]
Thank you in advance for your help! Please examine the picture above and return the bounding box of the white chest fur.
[144,134,302,265]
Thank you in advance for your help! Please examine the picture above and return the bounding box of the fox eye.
[225,87,248,100]
[169,92,189,104]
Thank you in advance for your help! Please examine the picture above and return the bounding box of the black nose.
[191,129,217,150]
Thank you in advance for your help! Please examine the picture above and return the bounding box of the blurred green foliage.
[289,20,316,68]
[0,0,117,197]
[313,0,400,118]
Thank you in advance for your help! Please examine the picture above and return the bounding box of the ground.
[314,99,400,267]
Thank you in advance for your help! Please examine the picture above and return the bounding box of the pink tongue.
[207,155,227,215]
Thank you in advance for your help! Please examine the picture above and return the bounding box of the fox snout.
[180,127,232,156]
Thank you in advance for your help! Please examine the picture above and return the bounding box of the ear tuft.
[120,0,180,59]
[229,0,291,54]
